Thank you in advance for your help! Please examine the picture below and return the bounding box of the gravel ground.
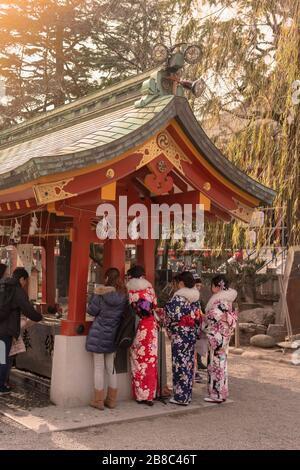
[1,355,299,450]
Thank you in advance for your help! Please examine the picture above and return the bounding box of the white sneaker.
[204,397,223,403]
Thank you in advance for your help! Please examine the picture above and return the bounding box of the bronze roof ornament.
[135,43,205,108]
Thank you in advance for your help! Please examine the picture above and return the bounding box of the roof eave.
[0,95,276,207]
[173,97,276,206]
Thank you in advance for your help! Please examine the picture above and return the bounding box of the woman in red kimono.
[126,265,158,406]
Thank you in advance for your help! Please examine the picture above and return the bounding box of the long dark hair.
[105,267,127,294]
[0,263,7,279]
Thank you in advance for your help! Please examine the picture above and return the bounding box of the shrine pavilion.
[0,59,275,406]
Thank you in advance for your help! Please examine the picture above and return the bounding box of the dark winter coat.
[0,278,42,338]
[86,286,127,354]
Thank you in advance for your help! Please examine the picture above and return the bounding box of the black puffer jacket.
[86,286,127,354]
[0,278,42,338]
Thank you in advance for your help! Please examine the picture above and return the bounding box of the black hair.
[177,271,195,289]
[127,265,145,279]
[211,274,229,290]
[12,267,29,281]
[0,263,7,279]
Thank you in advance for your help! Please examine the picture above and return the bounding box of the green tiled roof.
[55,96,170,156]
[0,67,275,206]
[0,94,173,177]
[0,68,160,148]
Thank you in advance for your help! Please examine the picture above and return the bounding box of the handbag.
[9,336,26,356]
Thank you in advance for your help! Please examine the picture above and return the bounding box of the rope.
[278,275,293,340]
[0,206,46,223]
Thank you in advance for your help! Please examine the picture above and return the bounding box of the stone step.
[10,368,50,396]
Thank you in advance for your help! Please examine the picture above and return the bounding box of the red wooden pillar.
[137,238,156,286]
[103,238,126,279]
[136,244,144,267]
[60,214,92,336]
[45,237,56,307]
[41,246,47,304]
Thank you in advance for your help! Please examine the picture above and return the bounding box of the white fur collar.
[206,288,237,312]
[94,285,115,295]
[127,277,152,291]
[173,287,200,304]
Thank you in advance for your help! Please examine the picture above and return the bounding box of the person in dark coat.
[0,267,43,394]
[86,267,127,410]
[0,263,7,280]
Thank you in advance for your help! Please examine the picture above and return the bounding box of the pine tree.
[0,0,101,127]
[0,0,174,128]
[88,0,175,86]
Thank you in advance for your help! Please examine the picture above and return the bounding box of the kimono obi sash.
[178,315,196,328]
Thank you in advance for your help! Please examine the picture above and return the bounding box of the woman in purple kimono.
[204,275,237,403]
[164,271,200,406]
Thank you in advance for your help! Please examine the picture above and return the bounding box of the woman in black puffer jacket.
[86,268,127,410]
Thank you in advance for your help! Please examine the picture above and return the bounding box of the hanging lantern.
[54,239,60,256]
[157,248,164,256]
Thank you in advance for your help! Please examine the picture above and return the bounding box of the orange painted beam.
[60,214,92,336]
[101,182,117,201]
[0,198,39,215]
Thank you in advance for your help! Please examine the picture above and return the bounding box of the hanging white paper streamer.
[10,219,21,243]
[29,213,39,236]
[17,244,34,275]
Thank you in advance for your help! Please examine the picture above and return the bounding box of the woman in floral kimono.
[164,271,200,406]
[204,275,237,403]
[127,265,158,406]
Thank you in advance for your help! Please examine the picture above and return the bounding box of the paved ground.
[1,355,299,450]
[0,381,230,433]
